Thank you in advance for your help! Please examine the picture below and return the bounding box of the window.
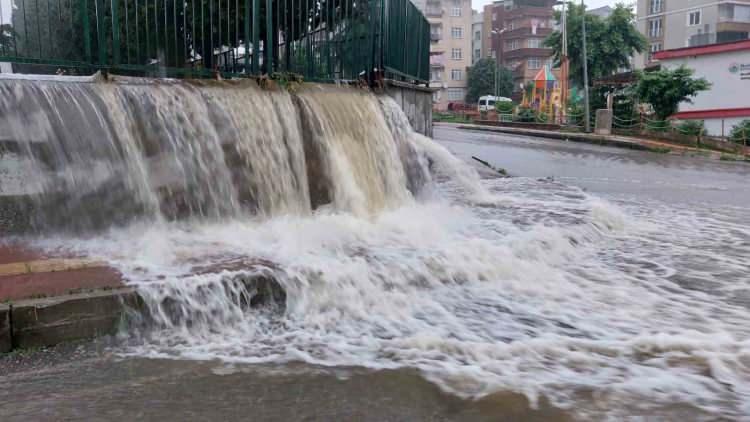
[648,19,662,37]
[527,57,542,69]
[648,42,662,61]
[430,70,442,81]
[528,38,541,48]
[650,0,662,14]
[451,7,461,16]
[451,27,463,39]
[508,20,516,30]
[474,49,481,60]
[447,88,464,101]
[688,10,701,26]
[505,39,520,50]
[492,12,497,21]
[451,48,462,60]
[475,30,481,41]
[451,69,463,80]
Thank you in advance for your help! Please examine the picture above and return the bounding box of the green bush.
[495,100,514,114]
[675,120,705,136]
[516,107,536,122]
[729,119,750,144]
[566,101,585,127]
[536,112,549,123]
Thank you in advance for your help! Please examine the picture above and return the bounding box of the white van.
[478,95,512,112]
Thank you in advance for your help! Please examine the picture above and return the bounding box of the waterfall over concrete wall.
[0,76,429,232]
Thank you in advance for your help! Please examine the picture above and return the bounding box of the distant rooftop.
[588,6,613,18]
[653,39,750,60]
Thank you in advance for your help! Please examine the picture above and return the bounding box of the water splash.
[5,75,750,419]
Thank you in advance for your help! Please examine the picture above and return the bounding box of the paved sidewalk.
[0,244,122,302]
[444,122,724,157]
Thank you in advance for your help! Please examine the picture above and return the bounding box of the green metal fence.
[0,0,429,83]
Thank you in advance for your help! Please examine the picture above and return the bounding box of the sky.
[472,0,626,13]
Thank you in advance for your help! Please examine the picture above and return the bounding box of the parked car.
[478,95,512,112]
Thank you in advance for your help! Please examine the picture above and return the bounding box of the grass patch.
[433,113,471,124]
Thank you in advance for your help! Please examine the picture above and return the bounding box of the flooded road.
[3,124,750,421]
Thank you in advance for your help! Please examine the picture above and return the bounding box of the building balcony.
[506,6,554,19]
[688,32,716,47]
[425,8,443,17]
[502,47,553,60]
[431,33,442,42]
[502,26,553,39]
[717,21,750,33]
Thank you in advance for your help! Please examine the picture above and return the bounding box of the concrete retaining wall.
[1,288,139,352]
[383,80,434,137]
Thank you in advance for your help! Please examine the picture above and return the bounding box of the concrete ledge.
[9,288,139,350]
[0,258,107,277]
[0,304,10,353]
[454,123,653,151]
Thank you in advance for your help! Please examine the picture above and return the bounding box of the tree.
[635,65,710,120]
[545,2,646,87]
[465,58,513,104]
[0,24,15,53]
[729,120,750,144]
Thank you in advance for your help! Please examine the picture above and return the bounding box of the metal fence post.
[265,0,272,73]
[244,0,250,72]
[79,0,93,63]
[251,0,259,74]
[111,0,120,65]
[95,0,106,64]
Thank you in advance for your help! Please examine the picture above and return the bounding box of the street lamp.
[491,28,508,98]
[580,0,591,132]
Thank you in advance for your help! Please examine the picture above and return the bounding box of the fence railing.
[0,0,429,83]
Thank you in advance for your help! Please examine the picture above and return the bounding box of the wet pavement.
[0,340,569,422]
[2,127,749,421]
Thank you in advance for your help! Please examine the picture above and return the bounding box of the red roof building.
[652,40,750,136]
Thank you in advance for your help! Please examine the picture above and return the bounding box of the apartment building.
[473,11,484,63]
[636,0,750,68]
[416,0,473,109]
[481,0,557,90]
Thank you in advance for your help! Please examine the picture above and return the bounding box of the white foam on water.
[16,89,750,419]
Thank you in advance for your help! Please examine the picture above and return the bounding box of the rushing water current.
[3,76,750,420]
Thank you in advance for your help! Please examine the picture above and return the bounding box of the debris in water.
[471,156,509,177]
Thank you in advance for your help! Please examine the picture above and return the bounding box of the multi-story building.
[415,0,473,109]
[636,0,750,68]
[481,0,557,91]
[472,11,484,63]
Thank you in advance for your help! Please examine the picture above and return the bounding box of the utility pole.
[491,28,507,98]
[581,0,591,132]
[494,59,498,97]
[560,1,569,124]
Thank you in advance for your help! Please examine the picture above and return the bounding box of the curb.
[454,124,653,152]
[1,288,140,353]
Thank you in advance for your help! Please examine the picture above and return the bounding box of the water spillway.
[0,75,429,231]
[3,75,750,420]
